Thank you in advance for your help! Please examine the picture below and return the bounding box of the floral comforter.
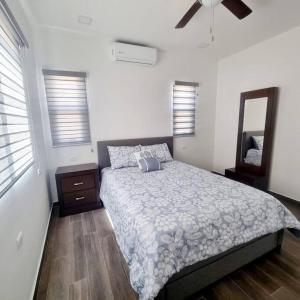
[100,160,300,300]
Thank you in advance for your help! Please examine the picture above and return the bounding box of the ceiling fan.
[175,0,252,29]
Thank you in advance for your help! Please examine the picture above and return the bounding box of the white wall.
[214,26,300,201]
[36,28,218,202]
[0,1,51,300]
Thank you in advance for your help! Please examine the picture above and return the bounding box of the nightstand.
[55,163,102,216]
[225,168,268,191]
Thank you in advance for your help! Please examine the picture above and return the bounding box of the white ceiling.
[25,0,300,58]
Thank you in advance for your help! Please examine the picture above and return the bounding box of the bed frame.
[97,136,283,300]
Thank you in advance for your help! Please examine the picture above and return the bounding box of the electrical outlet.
[37,168,41,175]
[16,231,23,250]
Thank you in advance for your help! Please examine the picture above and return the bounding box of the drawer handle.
[75,196,85,201]
[73,182,84,186]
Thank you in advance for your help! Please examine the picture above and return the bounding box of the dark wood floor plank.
[271,286,299,300]
[256,259,300,295]
[282,239,300,258]
[231,270,273,300]
[268,254,300,281]
[73,221,87,282]
[284,230,300,244]
[101,234,137,300]
[243,264,280,294]
[53,216,72,259]
[84,233,113,299]
[211,277,252,300]
[69,279,89,300]
[36,214,58,300]
[70,213,82,223]
[281,249,300,266]
[46,256,71,300]
[93,209,113,237]
[82,212,96,235]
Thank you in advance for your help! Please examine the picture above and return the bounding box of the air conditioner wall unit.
[111,42,157,66]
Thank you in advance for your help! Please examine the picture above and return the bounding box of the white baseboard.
[29,204,53,300]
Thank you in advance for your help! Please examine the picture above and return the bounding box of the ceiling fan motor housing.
[201,0,223,7]
[175,0,252,29]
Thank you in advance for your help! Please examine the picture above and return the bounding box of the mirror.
[242,98,268,167]
[235,87,278,176]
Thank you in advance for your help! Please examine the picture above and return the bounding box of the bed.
[97,136,300,300]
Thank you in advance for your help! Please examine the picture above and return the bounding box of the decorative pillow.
[108,145,141,169]
[134,150,154,169]
[140,143,173,163]
[252,136,264,150]
[138,157,162,173]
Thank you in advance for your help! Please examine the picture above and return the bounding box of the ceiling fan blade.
[222,0,252,19]
[175,1,202,29]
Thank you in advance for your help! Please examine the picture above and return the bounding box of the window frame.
[0,0,34,198]
[172,80,199,137]
[43,69,92,148]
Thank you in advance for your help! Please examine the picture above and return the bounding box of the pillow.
[138,157,162,173]
[108,145,141,169]
[134,150,154,169]
[140,143,173,163]
[252,136,264,150]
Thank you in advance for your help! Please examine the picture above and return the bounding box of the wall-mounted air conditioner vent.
[111,42,157,66]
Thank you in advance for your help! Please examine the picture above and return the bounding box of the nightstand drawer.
[61,174,95,193]
[63,189,97,208]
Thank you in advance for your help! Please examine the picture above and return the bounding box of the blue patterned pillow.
[134,150,154,169]
[138,157,162,173]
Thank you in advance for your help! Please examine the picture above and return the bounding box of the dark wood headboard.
[97,136,173,170]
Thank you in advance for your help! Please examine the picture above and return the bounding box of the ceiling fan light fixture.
[201,0,223,8]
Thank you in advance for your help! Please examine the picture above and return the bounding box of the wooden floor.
[36,199,300,300]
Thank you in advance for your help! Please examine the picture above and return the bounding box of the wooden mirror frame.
[235,87,278,176]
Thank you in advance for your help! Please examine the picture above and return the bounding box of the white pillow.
[252,136,264,150]
[140,143,173,163]
[134,150,154,169]
[108,145,141,169]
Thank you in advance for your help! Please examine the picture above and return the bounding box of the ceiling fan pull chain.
[210,0,215,42]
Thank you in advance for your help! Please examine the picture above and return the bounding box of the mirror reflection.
[241,98,268,166]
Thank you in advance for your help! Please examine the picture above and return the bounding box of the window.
[172,81,198,137]
[0,1,33,197]
[43,70,91,147]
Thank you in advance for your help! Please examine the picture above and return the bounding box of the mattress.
[100,160,300,300]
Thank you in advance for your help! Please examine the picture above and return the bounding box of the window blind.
[0,2,33,197]
[43,70,91,147]
[173,81,198,137]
